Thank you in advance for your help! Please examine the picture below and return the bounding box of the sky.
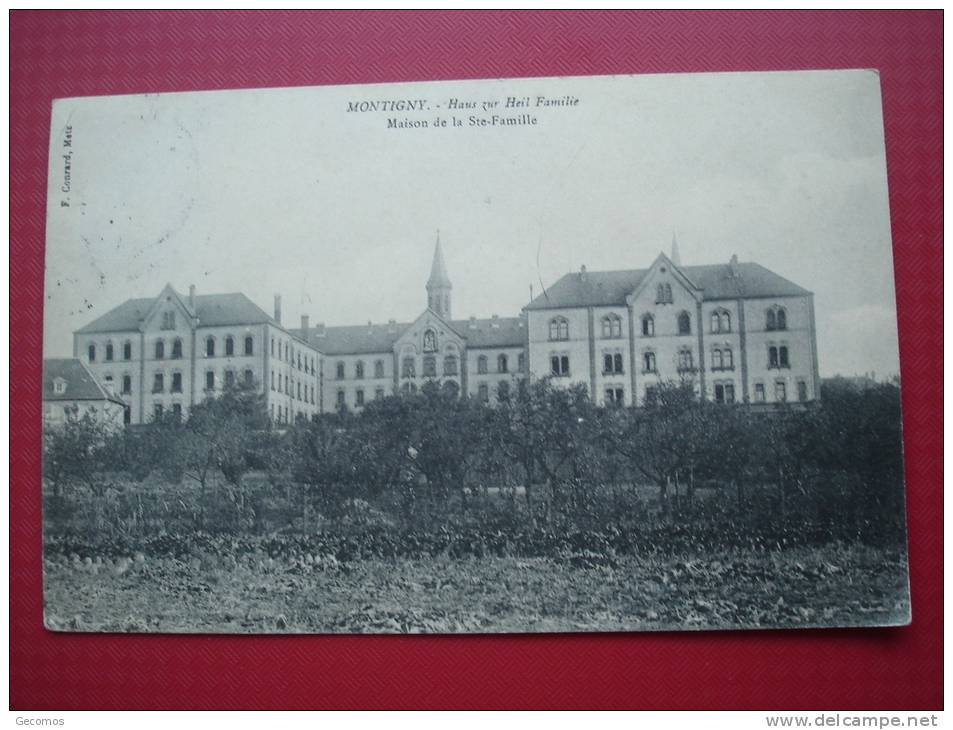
[44,70,900,378]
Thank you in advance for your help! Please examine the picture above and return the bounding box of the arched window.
[444,355,458,376]
[423,355,437,377]
[244,336,254,356]
[105,342,114,361]
[767,306,787,331]
[225,336,234,356]
[777,308,787,330]
[724,348,734,369]
[477,355,488,374]
[712,349,723,369]
[171,338,182,359]
[677,311,691,335]
[678,348,694,372]
[206,337,215,357]
[656,283,673,304]
[423,329,437,353]
[602,314,622,338]
[498,354,508,373]
[711,309,732,333]
[123,341,132,360]
[374,360,385,378]
[643,351,656,373]
[721,311,731,333]
[155,339,165,359]
[355,361,365,379]
[768,346,779,368]
[779,346,790,368]
[711,311,720,333]
[641,314,654,337]
[549,316,569,341]
[336,361,345,379]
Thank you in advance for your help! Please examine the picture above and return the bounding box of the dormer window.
[53,378,67,395]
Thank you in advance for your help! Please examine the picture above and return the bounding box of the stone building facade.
[71,238,819,424]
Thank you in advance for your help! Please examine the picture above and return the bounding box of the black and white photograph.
[41,70,909,634]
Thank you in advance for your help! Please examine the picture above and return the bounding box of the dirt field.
[43,544,910,634]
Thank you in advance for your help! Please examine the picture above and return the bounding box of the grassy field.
[43,544,910,634]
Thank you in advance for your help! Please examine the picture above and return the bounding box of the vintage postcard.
[41,70,909,633]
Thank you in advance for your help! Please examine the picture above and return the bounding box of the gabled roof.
[75,291,279,334]
[289,315,526,355]
[43,358,125,405]
[524,261,811,310]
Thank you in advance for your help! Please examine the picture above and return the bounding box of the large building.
[71,238,819,423]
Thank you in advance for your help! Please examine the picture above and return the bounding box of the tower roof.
[427,235,452,289]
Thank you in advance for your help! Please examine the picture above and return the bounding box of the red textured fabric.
[10,10,942,710]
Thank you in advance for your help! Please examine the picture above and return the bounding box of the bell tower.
[426,232,452,319]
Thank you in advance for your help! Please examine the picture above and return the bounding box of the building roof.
[75,291,280,334]
[524,261,811,311]
[289,315,525,356]
[43,358,125,405]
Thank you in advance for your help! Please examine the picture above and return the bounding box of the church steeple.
[426,231,452,318]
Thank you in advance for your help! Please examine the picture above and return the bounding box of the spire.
[426,231,452,318]
[428,231,452,288]
[670,231,682,266]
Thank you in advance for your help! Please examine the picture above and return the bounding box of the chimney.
[189,284,196,310]
[387,318,397,333]
[491,314,500,328]
[469,316,477,329]
[729,254,739,277]
[580,264,588,281]
[314,322,326,337]
[274,294,282,324]
[301,314,310,338]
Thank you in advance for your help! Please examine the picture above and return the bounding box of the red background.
[10,10,942,710]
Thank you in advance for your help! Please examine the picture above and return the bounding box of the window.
[775,381,787,402]
[677,311,691,335]
[168,338,181,359]
[161,311,176,330]
[779,346,790,368]
[155,340,165,359]
[549,316,569,341]
[714,383,735,404]
[518,353,525,372]
[754,383,766,402]
[603,353,624,375]
[225,370,235,388]
[52,378,66,395]
[355,361,365,379]
[171,403,182,420]
[712,349,723,370]
[797,381,808,401]
[104,374,114,391]
[641,314,655,337]
[123,341,132,360]
[602,314,622,338]
[477,355,488,374]
[423,355,437,377]
[152,373,164,393]
[724,348,734,370]
[768,346,779,369]
[206,371,214,390]
[356,389,365,407]
[225,336,234,356]
[677,348,694,372]
[105,343,114,361]
[271,338,275,357]
[85,343,95,362]
[244,336,254,356]
[270,371,275,391]
[297,382,301,400]
[550,355,570,377]
[402,357,415,378]
[206,337,215,357]
[605,387,624,405]
[643,351,656,373]
[297,352,302,370]
[337,390,346,408]
[153,403,164,421]
[711,310,732,334]
[644,386,659,406]
[244,369,254,387]
[171,372,182,393]
[656,283,673,304]
[374,360,385,378]
[285,376,290,394]
[121,375,132,394]
[336,361,345,379]
[497,354,508,373]
[375,387,385,400]
[444,355,458,376]
[767,306,788,331]
[478,384,489,402]
[423,329,437,353]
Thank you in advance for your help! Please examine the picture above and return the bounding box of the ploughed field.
[43,542,909,633]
